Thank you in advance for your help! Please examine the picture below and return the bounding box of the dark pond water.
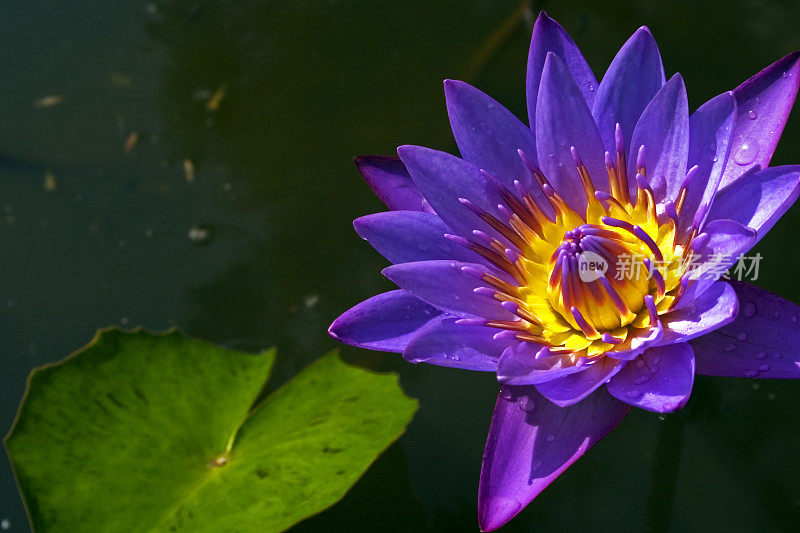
[1,1,800,531]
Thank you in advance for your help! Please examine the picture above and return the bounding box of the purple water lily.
[329,12,800,531]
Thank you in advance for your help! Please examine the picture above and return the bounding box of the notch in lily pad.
[4,328,418,532]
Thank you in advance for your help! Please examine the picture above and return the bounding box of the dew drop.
[744,369,758,378]
[518,396,535,412]
[792,315,798,323]
[532,460,542,471]
[783,71,791,79]
[546,434,556,442]
[626,389,642,399]
[756,352,767,360]
[774,311,781,319]
[649,366,659,375]
[725,344,736,352]
[734,140,760,166]
[499,386,515,401]
[747,109,758,120]
[737,332,748,341]
[758,363,770,372]
[651,355,661,364]
[742,302,757,318]
[635,375,650,385]
[636,359,645,368]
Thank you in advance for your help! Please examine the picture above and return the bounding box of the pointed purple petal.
[535,357,624,407]
[662,281,739,343]
[403,317,509,371]
[354,210,481,264]
[397,145,508,242]
[691,281,800,378]
[382,260,517,320]
[607,343,695,413]
[629,74,690,203]
[720,52,800,189]
[592,27,665,154]
[497,343,584,385]
[687,219,757,280]
[478,386,629,531]
[682,91,737,230]
[445,80,539,197]
[328,290,442,352]
[355,155,431,212]
[527,12,597,126]
[706,165,800,244]
[536,52,607,212]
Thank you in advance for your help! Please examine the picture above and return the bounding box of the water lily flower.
[329,12,800,531]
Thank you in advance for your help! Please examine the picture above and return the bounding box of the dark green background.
[1,1,799,531]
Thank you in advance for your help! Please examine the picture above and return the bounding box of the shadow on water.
[1,0,800,531]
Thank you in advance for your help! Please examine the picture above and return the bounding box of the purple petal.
[706,165,800,245]
[629,74,690,203]
[445,80,539,197]
[682,91,737,230]
[403,317,509,371]
[720,52,800,189]
[328,290,442,352]
[497,343,584,385]
[535,357,624,407]
[592,27,665,154]
[691,281,800,378]
[662,281,738,343]
[397,145,508,242]
[382,260,517,320]
[355,155,431,212]
[606,343,695,413]
[478,386,629,531]
[536,52,608,212]
[687,219,757,279]
[354,210,480,264]
[526,12,597,126]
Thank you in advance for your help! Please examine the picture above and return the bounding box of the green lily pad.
[4,328,418,532]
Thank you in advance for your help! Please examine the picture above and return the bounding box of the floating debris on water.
[304,294,320,309]
[44,171,57,192]
[206,85,227,112]
[188,223,214,246]
[1,518,9,530]
[33,95,64,108]
[124,131,139,153]
[183,158,195,183]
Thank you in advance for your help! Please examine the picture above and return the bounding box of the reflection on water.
[1,0,800,531]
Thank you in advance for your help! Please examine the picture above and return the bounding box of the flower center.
[451,126,696,359]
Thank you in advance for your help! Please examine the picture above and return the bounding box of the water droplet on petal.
[744,369,758,378]
[737,332,748,341]
[725,344,736,352]
[756,352,767,360]
[742,302,757,317]
[783,71,790,79]
[532,460,542,471]
[774,311,781,319]
[518,396,535,412]
[650,366,659,375]
[747,109,758,120]
[792,315,799,323]
[758,363,770,372]
[626,389,642,399]
[651,356,661,364]
[635,375,650,385]
[636,359,645,368]
[734,140,760,166]
[499,386,515,401]
[546,434,556,442]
